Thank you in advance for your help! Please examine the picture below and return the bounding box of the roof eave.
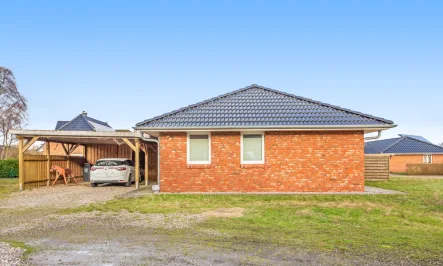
[134,124,396,132]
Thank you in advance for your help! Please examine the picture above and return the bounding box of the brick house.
[365,134,443,173]
[135,85,395,192]
[42,111,114,156]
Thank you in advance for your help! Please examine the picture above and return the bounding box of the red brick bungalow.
[135,85,395,192]
[365,134,443,173]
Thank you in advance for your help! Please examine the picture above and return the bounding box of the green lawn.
[0,178,18,198]
[55,177,443,262]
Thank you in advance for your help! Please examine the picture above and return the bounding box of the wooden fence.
[364,154,390,180]
[86,144,132,165]
[23,154,85,189]
[86,144,157,181]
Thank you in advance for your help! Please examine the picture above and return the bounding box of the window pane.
[190,135,209,162]
[243,134,263,161]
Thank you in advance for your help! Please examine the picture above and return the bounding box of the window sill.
[187,164,211,169]
[241,164,265,169]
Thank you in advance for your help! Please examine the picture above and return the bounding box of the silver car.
[90,158,143,187]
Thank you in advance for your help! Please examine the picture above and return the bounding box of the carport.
[10,130,159,190]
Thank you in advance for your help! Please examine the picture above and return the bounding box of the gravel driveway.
[0,183,134,209]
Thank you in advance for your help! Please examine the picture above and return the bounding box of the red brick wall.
[159,131,364,192]
[390,154,443,173]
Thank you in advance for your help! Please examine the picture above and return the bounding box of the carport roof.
[10,129,156,145]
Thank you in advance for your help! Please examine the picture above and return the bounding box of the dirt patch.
[0,183,134,209]
[203,207,245,218]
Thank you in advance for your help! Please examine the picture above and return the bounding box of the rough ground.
[0,182,436,265]
[0,242,28,266]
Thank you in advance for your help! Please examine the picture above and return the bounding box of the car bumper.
[90,180,126,184]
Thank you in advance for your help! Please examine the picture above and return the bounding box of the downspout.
[139,134,160,192]
[364,130,382,141]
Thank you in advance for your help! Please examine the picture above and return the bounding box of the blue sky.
[2,0,442,143]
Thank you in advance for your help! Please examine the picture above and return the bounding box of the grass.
[0,178,18,198]
[4,240,36,256]
[66,176,443,262]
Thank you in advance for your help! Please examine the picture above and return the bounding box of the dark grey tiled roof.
[55,121,69,130]
[58,114,112,131]
[365,135,443,154]
[364,138,401,154]
[136,84,394,128]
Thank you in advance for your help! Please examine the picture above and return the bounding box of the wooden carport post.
[18,138,24,191]
[46,142,51,186]
[122,138,140,189]
[135,139,140,189]
[18,136,39,191]
[140,144,149,186]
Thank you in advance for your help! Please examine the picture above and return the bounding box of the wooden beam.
[67,144,80,155]
[46,142,51,186]
[135,139,140,189]
[122,138,136,152]
[61,143,69,156]
[18,138,24,191]
[22,136,39,153]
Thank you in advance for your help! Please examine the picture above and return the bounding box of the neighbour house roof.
[57,113,113,132]
[135,84,395,130]
[55,121,69,130]
[398,134,431,143]
[365,134,443,154]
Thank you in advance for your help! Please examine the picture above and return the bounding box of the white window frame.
[187,132,211,164]
[240,132,265,164]
[423,154,433,164]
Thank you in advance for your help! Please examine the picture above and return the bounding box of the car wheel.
[125,174,132,187]
[91,183,98,187]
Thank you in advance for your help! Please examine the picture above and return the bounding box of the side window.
[187,133,211,164]
[241,133,264,164]
[423,155,433,164]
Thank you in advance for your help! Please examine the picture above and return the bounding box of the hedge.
[0,159,19,178]
[406,163,443,175]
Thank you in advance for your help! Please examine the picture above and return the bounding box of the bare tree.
[0,67,28,159]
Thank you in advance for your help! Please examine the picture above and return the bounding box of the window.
[423,155,433,164]
[187,133,211,164]
[241,133,264,164]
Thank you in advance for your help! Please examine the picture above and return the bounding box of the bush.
[0,159,19,178]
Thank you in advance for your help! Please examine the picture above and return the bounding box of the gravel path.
[0,184,134,209]
[0,210,208,237]
[0,242,28,266]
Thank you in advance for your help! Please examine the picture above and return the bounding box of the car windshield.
[95,160,125,166]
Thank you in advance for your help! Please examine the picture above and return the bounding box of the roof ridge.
[381,136,406,153]
[136,84,394,127]
[253,84,394,124]
[58,114,94,131]
[85,116,111,127]
[402,135,443,150]
[81,114,96,131]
